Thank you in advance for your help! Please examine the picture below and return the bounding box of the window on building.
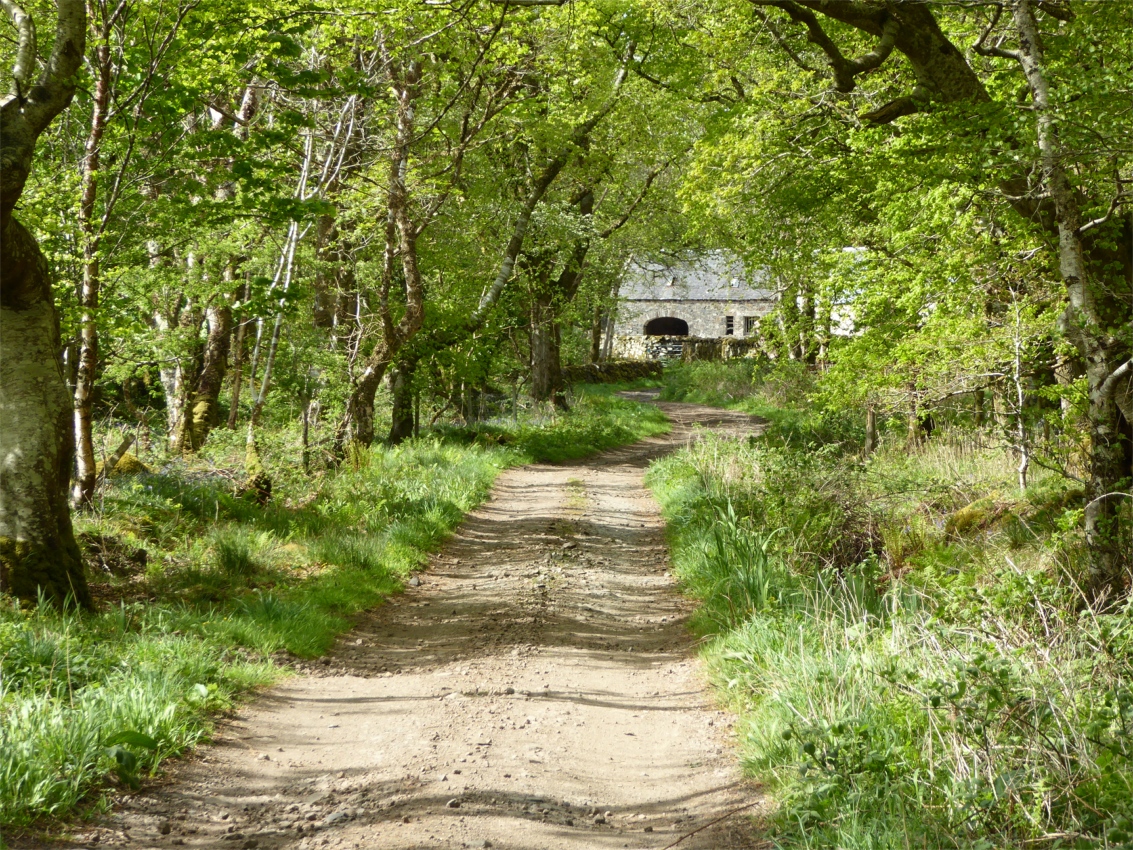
[744,316,758,335]
[725,316,734,336]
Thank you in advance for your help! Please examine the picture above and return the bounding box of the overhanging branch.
[859,84,928,124]
[1100,359,1132,403]
[769,1,898,94]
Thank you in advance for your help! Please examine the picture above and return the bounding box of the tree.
[1,0,93,606]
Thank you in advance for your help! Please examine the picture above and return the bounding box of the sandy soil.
[29,398,769,850]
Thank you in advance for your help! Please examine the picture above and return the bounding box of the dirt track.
[40,398,767,850]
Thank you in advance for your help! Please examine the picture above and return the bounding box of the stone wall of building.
[611,334,763,362]
[614,298,774,338]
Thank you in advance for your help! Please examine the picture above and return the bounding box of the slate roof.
[620,251,775,301]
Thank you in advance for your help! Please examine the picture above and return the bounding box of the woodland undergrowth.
[0,388,667,834]
[649,362,1133,850]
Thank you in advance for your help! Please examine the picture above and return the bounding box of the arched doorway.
[644,316,689,336]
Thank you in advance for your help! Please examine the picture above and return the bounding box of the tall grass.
[0,387,667,831]
[647,379,1133,849]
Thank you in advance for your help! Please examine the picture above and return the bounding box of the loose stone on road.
[45,398,767,850]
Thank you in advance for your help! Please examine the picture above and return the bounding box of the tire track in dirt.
[37,397,767,850]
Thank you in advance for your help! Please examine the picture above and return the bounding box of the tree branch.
[859,84,928,124]
[750,7,817,74]
[597,160,670,239]
[1,0,85,227]
[773,0,857,92]
[1077,191,1131,236]
[1099,359,1132,403]
[974,5,1021,62]
[0,0,37,100]
[770,1,896,93]
[1036,0,1075,23]
[846,13,898,75]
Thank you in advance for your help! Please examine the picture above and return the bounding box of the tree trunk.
[389,359,416,445]
[864,405,877,456]
[184,301,232,450]
[530,291,567,409]
[71,30,112,508]
[777,280,802,360]
[589,305,604,364]
[334,62,425,457]
[160,295,203,454]
[1,0,91,606]
[0,220,92,608]
[97,433,135,484]
[313,212,338,330]
[798,280,817,364]
[906,385,922,448]
[340,353,387,451]
[227,281,251,429]
[461,382,483,425]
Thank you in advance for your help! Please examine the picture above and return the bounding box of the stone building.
[607,252,776,360]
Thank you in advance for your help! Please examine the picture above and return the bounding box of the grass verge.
[0,388,668,834]
[647,371,1133,849]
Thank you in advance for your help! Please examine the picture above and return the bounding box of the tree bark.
[1,221,93,607]
[184,300,232,450]
[528,189,593,409]
[71,24,112,507]
[1,0,92,607]
[313,213,357,337]
[530,291,567,409]
[160,293,203,454]
[864,405,877,456]
[97,433,136,484]
[227,280,251,429]
[388,359,416,445]
[589,305,605,364]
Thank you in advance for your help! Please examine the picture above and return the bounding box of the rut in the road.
[44,400,767,850]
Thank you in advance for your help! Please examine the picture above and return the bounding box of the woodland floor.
[21,396,768,850]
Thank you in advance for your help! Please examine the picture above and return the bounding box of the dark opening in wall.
[644,317,689,336]
[725,316,734,335]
